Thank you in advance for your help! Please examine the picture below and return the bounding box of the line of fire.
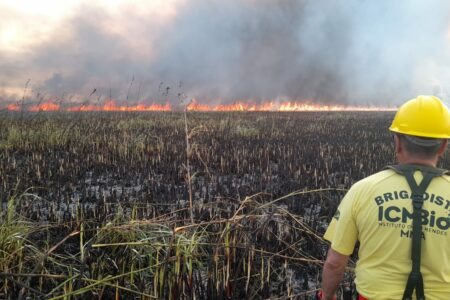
[3,99,397,112]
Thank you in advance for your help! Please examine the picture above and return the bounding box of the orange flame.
[6,103,20,111]
[66,100,172,112]
[277,102,392,111]
[187,100,395,112]
[186,99,215,111]
[186,99,279,111]
[4,99,396,112]
[29,102,60,112]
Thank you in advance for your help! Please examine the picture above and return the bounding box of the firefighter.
[319,95,450,300]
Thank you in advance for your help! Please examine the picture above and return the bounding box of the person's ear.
[437,139,448,157]
[394,135,402,154]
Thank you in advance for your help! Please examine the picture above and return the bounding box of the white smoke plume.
[1,0,450,105]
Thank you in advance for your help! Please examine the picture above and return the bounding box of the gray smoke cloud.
[1,0,450,105]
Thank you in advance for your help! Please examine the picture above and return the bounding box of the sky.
[1,0,450,106]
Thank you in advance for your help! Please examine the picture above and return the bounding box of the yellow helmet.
[389,95,450,139]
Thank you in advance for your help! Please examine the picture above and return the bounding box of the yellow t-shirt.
[324,169,450,300]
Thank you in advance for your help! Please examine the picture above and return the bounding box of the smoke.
[1,0,450,105]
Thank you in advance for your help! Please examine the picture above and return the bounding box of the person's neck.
[398,157,438,168]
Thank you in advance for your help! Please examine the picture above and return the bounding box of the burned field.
[0,111,423,299]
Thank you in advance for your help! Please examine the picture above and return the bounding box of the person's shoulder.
[440,172,450,183]
[352,169,397,189]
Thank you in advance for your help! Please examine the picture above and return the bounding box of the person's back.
[324,168,450,299]
[319,95,450,300]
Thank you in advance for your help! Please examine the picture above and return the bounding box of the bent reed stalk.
[0,187,340,299]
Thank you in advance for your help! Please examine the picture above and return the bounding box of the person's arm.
[321,248,349,300]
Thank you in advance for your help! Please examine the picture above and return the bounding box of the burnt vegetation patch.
[0,111,434,299]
